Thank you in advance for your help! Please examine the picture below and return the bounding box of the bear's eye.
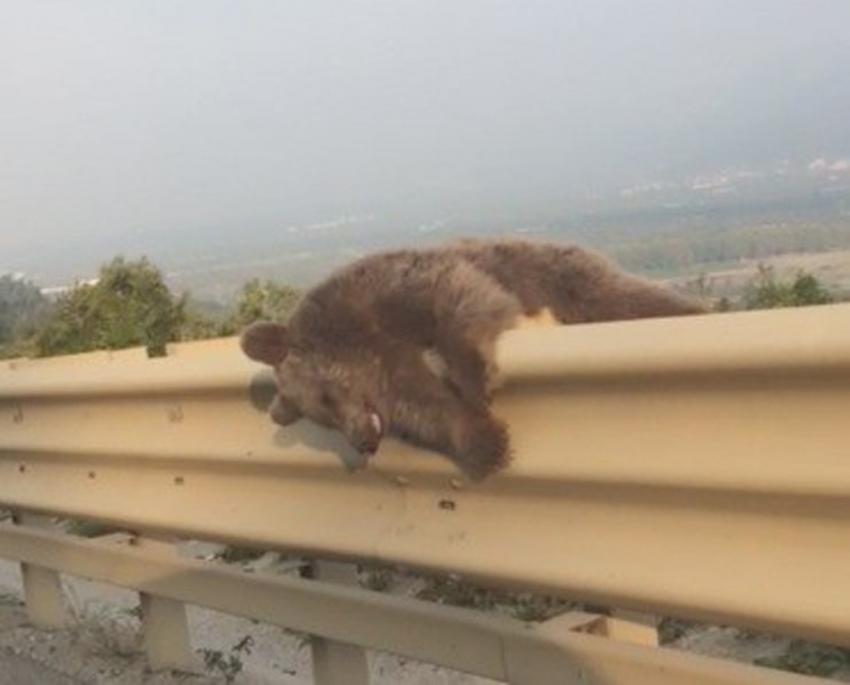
[320,392,334,409]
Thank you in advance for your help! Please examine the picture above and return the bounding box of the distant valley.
[4,157,850,304]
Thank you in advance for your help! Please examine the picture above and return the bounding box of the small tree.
[0,275,51,346]
[788,272,833,306]
[743,265,833,310]
[229,279,300,330]
[35,257,186,357]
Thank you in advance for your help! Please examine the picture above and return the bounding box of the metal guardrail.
[0,522,820,685]
[2,303,850,682]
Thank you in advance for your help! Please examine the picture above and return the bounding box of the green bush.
[743,265,833,310]
[35,257,186,357]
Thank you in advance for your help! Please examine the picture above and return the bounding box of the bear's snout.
[358,439,380,455]
[348,409,383,455]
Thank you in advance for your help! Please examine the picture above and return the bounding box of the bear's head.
[240,322,386,455]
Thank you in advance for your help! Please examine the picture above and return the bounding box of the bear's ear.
[240,322,292,366]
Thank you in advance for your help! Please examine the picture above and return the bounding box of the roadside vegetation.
[1,243,845,361]
[0,257,300,360]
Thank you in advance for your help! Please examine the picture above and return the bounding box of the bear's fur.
[241,238,706,480]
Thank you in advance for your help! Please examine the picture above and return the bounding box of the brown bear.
[241,238,706,481]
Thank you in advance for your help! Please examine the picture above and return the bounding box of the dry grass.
[68,602,143,660]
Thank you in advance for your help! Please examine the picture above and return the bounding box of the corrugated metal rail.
[2,303,850,683]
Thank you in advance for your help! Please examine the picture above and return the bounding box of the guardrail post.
[13,513,66,628]
[611,608,659,630]
[135,536,198,673]
[303,561,370,685]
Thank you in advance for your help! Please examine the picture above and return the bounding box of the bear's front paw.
[453,413,511,481]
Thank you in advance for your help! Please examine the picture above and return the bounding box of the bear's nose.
[357,439,380,455]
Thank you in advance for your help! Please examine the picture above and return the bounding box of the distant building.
[40,277,100,298]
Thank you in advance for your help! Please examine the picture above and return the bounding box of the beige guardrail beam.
[0,522,826,685]
[2,304,850,647]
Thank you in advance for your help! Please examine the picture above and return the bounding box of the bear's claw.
[454,413,512,482]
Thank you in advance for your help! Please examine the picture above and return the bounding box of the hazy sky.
[1,1,849,258]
